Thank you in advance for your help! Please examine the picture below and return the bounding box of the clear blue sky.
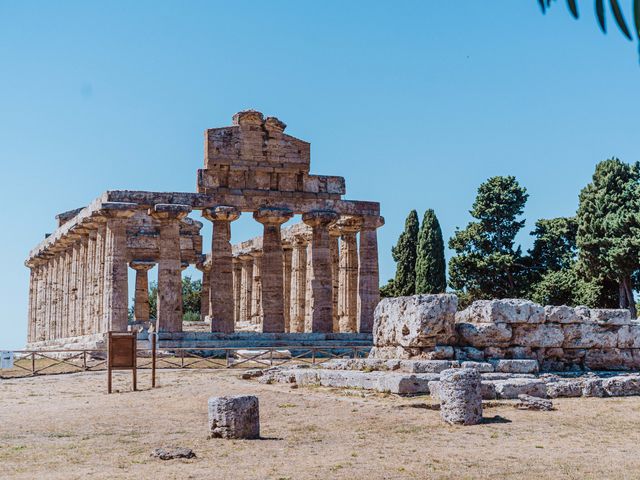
[1,1,639,349]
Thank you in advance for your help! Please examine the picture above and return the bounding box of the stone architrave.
[289,235,307,333]
[302,210,339,332]
[101,203,136,332]
[239,254,254,323]
[150,203,191,333]
[130,261,155,322]
[336,216,362,333]
[358,215,384,333]
[253,207,294,333]
[202,206,240,333]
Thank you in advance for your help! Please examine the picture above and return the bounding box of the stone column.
[282,244,293,332]
[33,259,45,342]
[77,235,89,335]
[329,227,340,332]
[43,258,53,340]
[54,251,64,338]
[101,203,136,332]
[61,246,71,338]
[202,206,240,333]
[250,252,263,325]
[238,254,253,323]
[196,260,211,323]
[85,230,97,334]
[130,261,155,322]
[68,237,80,337]
[232,258,242,326]
[26,262,37,343]
[336,217,362,333]
[289,235,307,333]
[253,207,293,333]
[302,210,339,333]
[358,216,384,333]
[94,224,106,333]
[150,204,191,333]
[304,241,313,332]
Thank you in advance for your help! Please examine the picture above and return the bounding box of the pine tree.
[415,209,446,294]
[576,158,640,317]
[448,176,528,305]
[391,210,419,296]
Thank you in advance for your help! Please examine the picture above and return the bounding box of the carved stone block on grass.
[208,395,260,439]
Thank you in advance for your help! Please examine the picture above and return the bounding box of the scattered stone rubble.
[515,395,553,411]
[150,447,196,460]
[251,358,640,399]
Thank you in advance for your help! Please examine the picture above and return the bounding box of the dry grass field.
[1,368,640,480]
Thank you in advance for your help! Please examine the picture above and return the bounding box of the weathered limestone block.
[602,375,640,396]
[562,324,619,349]
[456,299,544,325]
[208,396,260,439]
[400,360,459,373]
[489,359,539,374]
[491,378,547,399]
[546,380,583,398]
[582,377,606,397]
[590,309,632,326]
[461,361,494,372]
[544,305,588,324]
[617,324,640,348]
[515,394,553,411]
[373,294,458,348]
[456,322,512,347]
[454,347,485,361]
[584,348,633,370]
[511,324,564,348]
[438,368,483,425]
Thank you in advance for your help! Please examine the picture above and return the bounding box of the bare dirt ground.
[2,369,640,480]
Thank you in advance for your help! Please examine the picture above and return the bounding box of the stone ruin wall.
[370,295,640,371]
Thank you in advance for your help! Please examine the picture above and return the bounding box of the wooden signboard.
[107,331,137,393]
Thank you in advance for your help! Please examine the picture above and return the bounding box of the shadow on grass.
[481,415,512,424]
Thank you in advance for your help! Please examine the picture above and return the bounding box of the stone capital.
[180,261,190,271]
[265,116,286,133]
[360,215,385,230]
[333,216,363,235]
[291,234,309,247]
[129,260,155,272]
[238,253,254,263]
[149,203,192,221]
[232,110,264,127]
[98,202,138,219]
[253,207,293,226]
[202,206,240,222]
[302,210,339,228]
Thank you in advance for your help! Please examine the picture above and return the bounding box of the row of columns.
[199,207,383,334]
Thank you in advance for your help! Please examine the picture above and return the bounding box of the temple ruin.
[24,110,383,347]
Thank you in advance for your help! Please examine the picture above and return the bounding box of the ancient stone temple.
[24,110,383,348]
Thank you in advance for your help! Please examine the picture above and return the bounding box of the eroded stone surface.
[439,368,482,425]
[208,396,260,439]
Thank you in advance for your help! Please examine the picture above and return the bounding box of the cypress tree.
[415,209,446,294]
[576,158,640,317]
[391,210,419,296]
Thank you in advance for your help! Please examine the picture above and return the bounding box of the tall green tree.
[576,158,640,317]
[415,209,446,294]
[448,176,529,305]
[391,210,420,296]
[525,217,579,306]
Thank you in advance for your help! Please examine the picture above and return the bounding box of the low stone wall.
[370,296,640,371]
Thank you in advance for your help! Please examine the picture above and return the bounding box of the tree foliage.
[538,0,640,58]
[415,209,446,294]
[448,176,529,305]
[146,276,202,321]
[391,210,420,296]
[576,158,640,316]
